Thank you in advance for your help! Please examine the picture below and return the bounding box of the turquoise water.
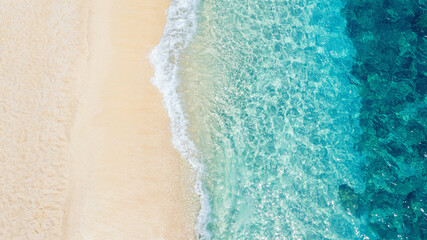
[152,0,426,239]
[339,0,427,239]
[181,0,369,239]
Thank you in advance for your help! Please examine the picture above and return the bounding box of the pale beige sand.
[0,0,87,238]
[0,0,196,239]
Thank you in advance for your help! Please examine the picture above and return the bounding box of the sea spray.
[149,0,211,239]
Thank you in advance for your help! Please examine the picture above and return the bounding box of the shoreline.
[66,0,197,238]
[149,0,210,237]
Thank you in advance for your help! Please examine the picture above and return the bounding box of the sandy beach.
[0,0,196,239]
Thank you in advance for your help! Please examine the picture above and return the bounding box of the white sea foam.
[149,0,211,239]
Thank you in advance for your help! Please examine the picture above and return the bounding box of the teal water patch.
[340,0,427,239]
[180,0,373,239]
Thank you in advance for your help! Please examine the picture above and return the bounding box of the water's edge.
[149,1,211,239]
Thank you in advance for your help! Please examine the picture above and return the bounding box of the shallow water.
[153,0,426,239]
[180,0,370,239]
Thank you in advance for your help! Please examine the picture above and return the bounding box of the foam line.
[149,0,211,239]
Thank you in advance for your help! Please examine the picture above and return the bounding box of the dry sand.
[0,1,87,238]
[0,0,196,239]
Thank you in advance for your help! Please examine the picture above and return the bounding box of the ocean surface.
[151,0,427,239]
